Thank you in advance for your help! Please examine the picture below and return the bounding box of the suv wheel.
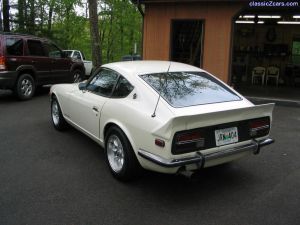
[14,74,35,100]
[72,69,83,83]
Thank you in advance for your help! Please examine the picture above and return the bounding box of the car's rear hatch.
[153,103,275,154]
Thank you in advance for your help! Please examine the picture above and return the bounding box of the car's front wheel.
[72,69,83,83]
[51,96,68,131]
[14,73,35,100]
[105,126,142,181]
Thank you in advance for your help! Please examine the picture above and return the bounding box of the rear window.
[140,72,241,108]
[6,38,24,56]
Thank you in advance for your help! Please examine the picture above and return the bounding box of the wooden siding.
[143,1,245,82]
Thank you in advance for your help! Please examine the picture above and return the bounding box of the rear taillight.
[249,117,270,138]
[176,131,203,145]
[0,56,6,70]
[172,131,205,154]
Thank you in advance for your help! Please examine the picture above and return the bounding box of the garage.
[135,0,300,101]
[231,4,300,100]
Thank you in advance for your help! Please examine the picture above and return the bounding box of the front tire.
[105,126,142,181]
[14,74,35,100]
[51,96,68,131]
[72,69,83,83]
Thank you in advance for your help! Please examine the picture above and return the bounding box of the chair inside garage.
[266,66,280,86]
[251,67,266,85]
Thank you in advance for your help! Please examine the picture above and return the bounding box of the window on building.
[292,38,300,65]
[170,20,204,67]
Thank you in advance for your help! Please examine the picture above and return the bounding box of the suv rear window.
[6,38,24,56]
[140,72,241,108]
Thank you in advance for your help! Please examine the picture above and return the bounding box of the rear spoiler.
[152,103,275,140]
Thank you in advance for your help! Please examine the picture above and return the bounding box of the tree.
[88,0,102,67]
[17,0,25,32]
[28,0,35,33]
[4,0,142,63]
[2,0,10,32]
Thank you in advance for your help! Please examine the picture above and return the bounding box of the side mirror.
[78,83,87,90]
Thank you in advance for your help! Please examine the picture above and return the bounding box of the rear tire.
[14,74,35,100]
[105,126,142,181]
[51,96,68,131]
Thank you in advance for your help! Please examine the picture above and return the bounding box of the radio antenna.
[151,63,171,118]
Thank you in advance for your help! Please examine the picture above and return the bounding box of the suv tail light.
[0,56,6,70]
[249,117,270,138]
[172,131,205,154]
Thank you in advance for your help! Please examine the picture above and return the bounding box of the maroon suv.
[0,32,85,100]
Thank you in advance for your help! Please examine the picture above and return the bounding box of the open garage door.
[231,4,300,101]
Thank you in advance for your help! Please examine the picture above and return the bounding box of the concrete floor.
[237,85,300,102]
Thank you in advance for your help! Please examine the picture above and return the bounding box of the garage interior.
[231,6,300,101]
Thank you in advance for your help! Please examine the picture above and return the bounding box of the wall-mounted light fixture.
[277,21,300,24]
[258,15,281,19]
[235,20,264,24]
[235,20,255,24]
[239,15,256,19]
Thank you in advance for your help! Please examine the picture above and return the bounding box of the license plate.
[215,127,238,146]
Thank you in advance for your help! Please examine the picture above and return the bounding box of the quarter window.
[44,43,63,58]
[87,69,119,96]
[112,76,134,98]
[27,40,45,56]
[6,38,24,56]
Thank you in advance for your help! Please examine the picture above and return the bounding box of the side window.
[87,69,119,96]
[27,40,46,56]
[6,38,24,56]
[112,76,134,98]
[73,51,81,60]
[43,43,62,58]
[81,51,86,60]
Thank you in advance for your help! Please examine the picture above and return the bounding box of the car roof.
[102,60,205,77]
[0,32,50,41]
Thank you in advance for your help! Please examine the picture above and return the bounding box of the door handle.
[92,106,99,112]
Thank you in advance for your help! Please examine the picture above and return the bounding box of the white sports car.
[50,61,274,181]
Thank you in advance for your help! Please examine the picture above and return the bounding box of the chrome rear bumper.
[138,138,274,168]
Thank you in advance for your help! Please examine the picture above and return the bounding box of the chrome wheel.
[51,100,60,126]
[73,71,81,83]
[20,78,33,97]
[107,135,125,173]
